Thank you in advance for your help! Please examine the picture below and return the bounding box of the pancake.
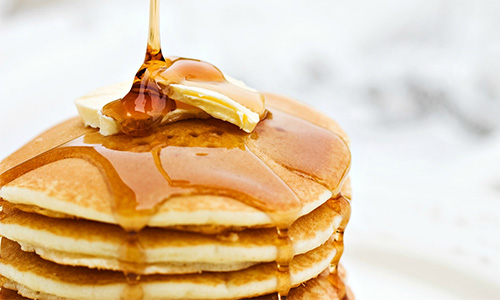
[0,195,350,274]
[0,87,353,299]
[0,270,353,300]
[0,94,350,230]
[0,237,341,300]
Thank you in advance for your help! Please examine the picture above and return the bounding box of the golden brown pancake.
[0,94,350,230]
[0,195,350,274]
[0,271,354,300]
[0,237,343,299]
[0,89,353,299]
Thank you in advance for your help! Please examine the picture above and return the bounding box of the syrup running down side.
[0,103,351,299]
[0,106,350,231]
[327,195,352,300]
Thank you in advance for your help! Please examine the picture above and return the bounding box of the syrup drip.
[123,273,144,300]
[275,227,293,299]
[119,231,146,275]
[327,195,351,300]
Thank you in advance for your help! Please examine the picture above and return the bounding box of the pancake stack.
[0,89,353,299]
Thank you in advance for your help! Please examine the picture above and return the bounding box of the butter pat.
[75,78,260,135]
[168,84,260,133]
[75,82,211,136]
[74,82,130,135]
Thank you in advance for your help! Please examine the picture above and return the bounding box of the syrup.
[101,0,264,137]
[0,104,350,299]
[102,0,172,137]
[327,194,351,300]
[0,0,352,299]
[275,227,293,297]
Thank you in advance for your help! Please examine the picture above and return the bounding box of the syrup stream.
[146,0,163,62]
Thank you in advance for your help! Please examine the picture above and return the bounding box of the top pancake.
[0,85,351,229]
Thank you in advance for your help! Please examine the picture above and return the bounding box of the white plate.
[342,244,500,300]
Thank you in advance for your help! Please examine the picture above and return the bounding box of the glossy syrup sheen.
[0,104,351,297]
[0,108,349,230]
[102,57,266,137]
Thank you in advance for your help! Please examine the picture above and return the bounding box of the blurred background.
[0,0,499,299]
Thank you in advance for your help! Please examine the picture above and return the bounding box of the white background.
[0,1,499,299]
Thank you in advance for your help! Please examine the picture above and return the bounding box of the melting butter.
[74,81,210,136]
[74,59,265,136]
